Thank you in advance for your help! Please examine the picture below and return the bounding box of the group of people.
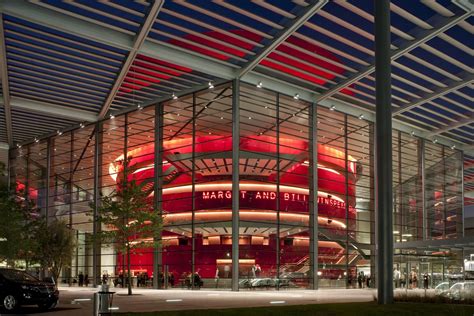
[348,271,371,288]
[184,270,203,289]
[394,268,430,289]
[77,272,89,287]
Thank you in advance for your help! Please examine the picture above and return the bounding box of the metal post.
[420,139,426,240]
[191,92,196,290]
[276,93,280,290]
[68,132,74,286]
[398,132,402,243]
[375,0,393,304]
[25,146,30,206]
[369,123,376,287]
[93,122,103,287]
[309,102,318,290]
[231,79,240,291]
[153,103,164,289]
[344,115,350,288]
[45,138,51,224]
[442,146,447,239]
[461,150,465,238]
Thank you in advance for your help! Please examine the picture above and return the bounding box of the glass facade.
[8,81,464,290]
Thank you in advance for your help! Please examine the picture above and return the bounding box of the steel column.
[191,92,196,290]
[420,139,427,240]
[461,150,465,237]
[93,122,102,287]
[45,138,51,224]
[375,0,393,304]
[309,102,319,290]
[397,132,402,243]
[276,93,280,290]
[153,103,164,289]
[231,79,240,291]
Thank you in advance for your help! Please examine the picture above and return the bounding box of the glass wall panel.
[239,83,278,289]
[346,115,374,288]
[8,79,465,292]
[317,107,348,288]
[193,83,233,288]
[278,94,311,289]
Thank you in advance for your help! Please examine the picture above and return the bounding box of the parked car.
[441,282,474,301]
[0,268,59,312]
[434,281,450,294]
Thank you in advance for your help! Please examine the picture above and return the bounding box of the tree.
[0,178,38,268]
[91,158,162,295]
[34,219,75,282]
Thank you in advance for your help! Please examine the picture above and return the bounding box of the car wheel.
[38,299,58,310]
[2,294,18,311]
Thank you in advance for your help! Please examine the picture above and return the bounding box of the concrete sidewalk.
[18,287,377,315]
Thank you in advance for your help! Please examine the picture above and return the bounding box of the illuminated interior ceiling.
[0,1,472,194]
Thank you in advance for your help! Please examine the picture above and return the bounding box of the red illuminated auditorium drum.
[111,135,360,285]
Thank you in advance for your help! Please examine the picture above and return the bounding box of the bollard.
[93,292,99,316]
[93,284,115,316]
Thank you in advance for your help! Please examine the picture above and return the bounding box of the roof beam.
[237,0,327,78]
[0,14,12,146]
[430,114,474,137]
[0,96,97,122]
[392,77,473,115]
[0,0,471,154]
[315,10,472,103]
[98,0,163,119]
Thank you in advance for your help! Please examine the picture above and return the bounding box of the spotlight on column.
[293,93,300,100]
[330,105,336,111]
[172,93,178,100]
[256,81,263,88]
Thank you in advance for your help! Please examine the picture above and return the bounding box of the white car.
[434,282,450,294]
[443,282,474,300]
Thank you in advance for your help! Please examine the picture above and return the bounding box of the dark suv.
[0,268,59,312]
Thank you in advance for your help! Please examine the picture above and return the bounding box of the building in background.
[8,81,466,290]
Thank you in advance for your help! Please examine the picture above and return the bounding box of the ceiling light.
[80,122,85,128]
[432,138,438,144]
[57,130,63,136]
[256,81,263,88]
[34,138,39,143]
[208,81,214,89]
[451,145,456,150]
[293,93,299,100]
[137,104,143,110]
[410,131,415,136]
[172,93,178,100]
[110,114,115,119]
[16,143,21,148]
[358,114,364,120]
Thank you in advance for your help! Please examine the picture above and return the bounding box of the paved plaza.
[16,287,377,315]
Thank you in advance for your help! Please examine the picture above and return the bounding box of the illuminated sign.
[201,190,346,209]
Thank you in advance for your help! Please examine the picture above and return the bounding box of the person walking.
[78,272,84,287]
